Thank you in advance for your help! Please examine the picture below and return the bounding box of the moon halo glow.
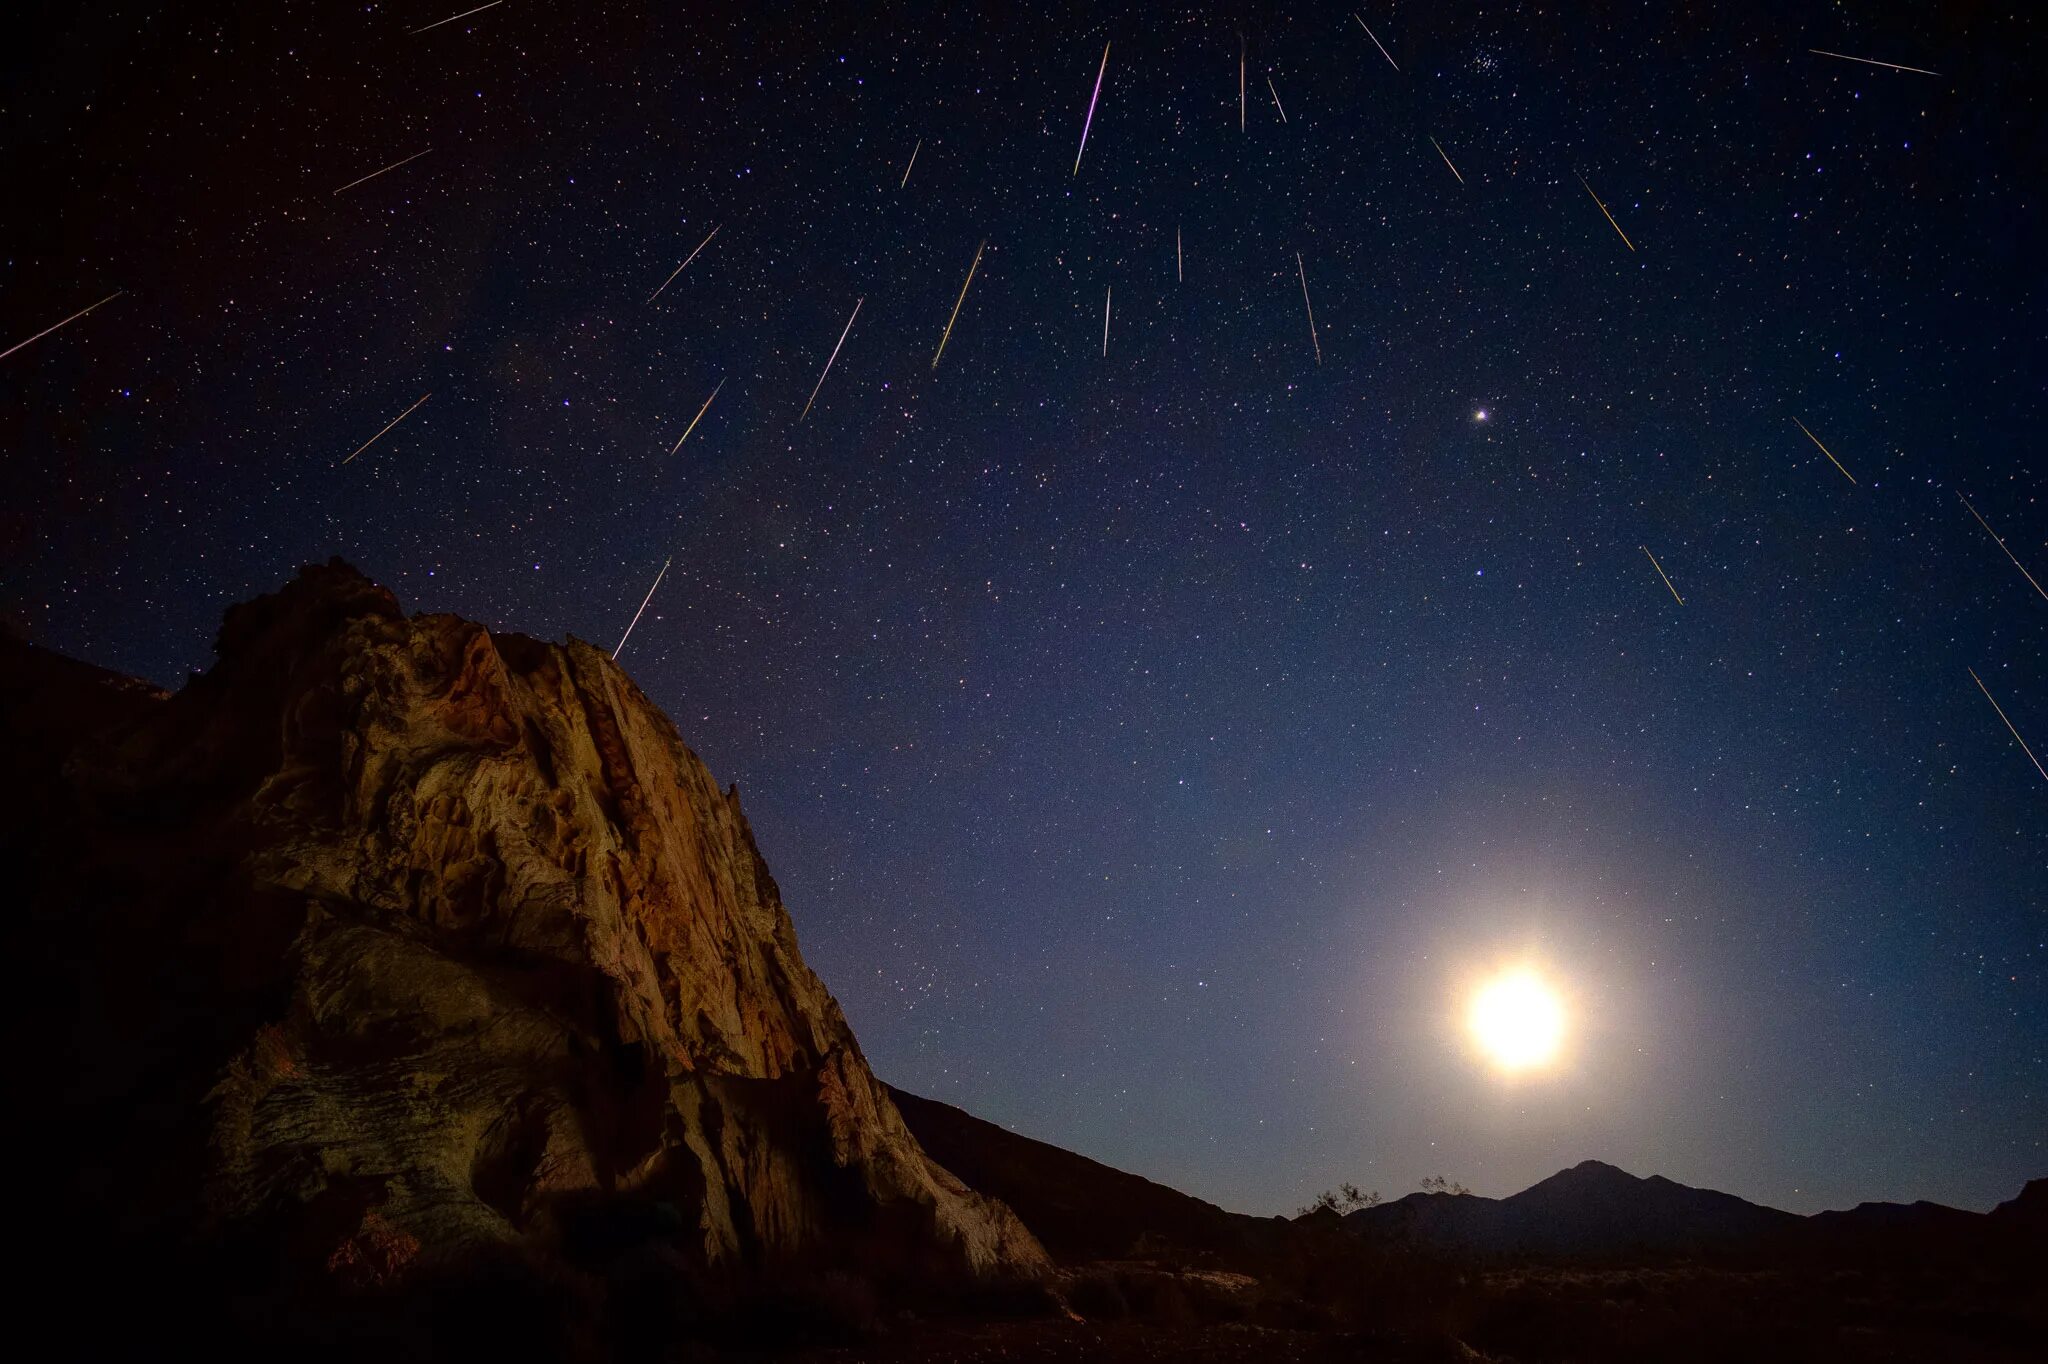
[1467,968,1566,1073]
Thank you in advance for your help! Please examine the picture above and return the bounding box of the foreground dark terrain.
[3,565,2039,1362]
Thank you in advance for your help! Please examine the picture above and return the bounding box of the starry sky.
[4,2,2043,1217]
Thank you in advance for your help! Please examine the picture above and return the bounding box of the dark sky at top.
[4,2,2042,1216]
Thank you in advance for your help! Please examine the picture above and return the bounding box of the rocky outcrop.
[2,561,1042,1353]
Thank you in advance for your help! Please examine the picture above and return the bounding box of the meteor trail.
[646,225,720,304]
[1074,41,1111,175]
[801,297,863,421]
[340,392,431,465]
[1177,225,1183,283]
[1239,35,1246,132]
[1296,252,1321,365]
[1102,285,1112,358]
[0,289,123,362]
[409,1,502,36]
[1958,493,2048,604]
[899,138,921,189]
[332,147,432,196]
[1267,76,1288,123]
[669,378,725,454]
[612,557,671,662]
[1969,668,2047,783]
[1577,173,1635,251]
[1430,136,1465,184]
[1790,417,1857,485]
[1808,48,1940,77]
[931,240,986,370]
[1641,545,1685,605]
[1355,15,1400,72]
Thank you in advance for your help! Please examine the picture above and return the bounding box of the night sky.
[5,3,2043,1218]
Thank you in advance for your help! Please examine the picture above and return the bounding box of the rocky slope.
[2,561,1043,1355]
[888,1085,1286,1266]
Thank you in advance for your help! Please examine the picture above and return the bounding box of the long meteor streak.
[1296,252,1321,365]
[409,2,503,36]
[1074,42,1111,175]
[1578,173,1635,251]
[1791,417,1856,485]
[899,138,921,189]
[612,557,672,661]
[1959,493,2048,604]
[1969,668,2048,782]
[332,147,432,195]
[931,240,986,369]
[801,297,863,421]
[1239,36,1246,132]
[341,392,432,464]
[670,378,725,453]
[1431,136,1465,184]
[0,290,124,362]
[1267,76,1288,123]
[647,225,720,304]
[1355,15,1400,72]
[1641,545,1685,605]
[1808,49,1940,77]
[1102,285,1112,357]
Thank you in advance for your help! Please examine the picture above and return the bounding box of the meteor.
[1354,14,1400,72]
[1790,416,1857,485]
[1958,492,2048,604]
[332,147,432,196]
[669,378,725,454]
[646,225,720,304]
[612,556,672,662]
[899,138,921,189]
[1430,136,1465,184]
[1641,545,1684,605]
[1968,668,2047,783]
[1074,41,1111,175]
[1177,225,1183,283]
[1577,173,1635,252]
[340,392,432,465]
[931,240,986,370]
[801,297,864,421]
[1296,252,1321,365]
[0,289,124,362]
[1808,49,1940,77]
[1102,285,1112,357]
[409,2,502,36]
[1267,76,1288,123]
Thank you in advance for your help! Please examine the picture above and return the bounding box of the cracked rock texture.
[2,560,1043,1336]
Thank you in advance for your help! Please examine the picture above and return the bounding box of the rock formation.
[2,561,1042,1355]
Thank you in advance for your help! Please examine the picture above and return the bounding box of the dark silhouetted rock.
[888,1085,1286,1266]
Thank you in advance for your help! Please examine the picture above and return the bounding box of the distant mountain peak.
[1564,1158,1634,1177]
[1349,1157,1797,1258]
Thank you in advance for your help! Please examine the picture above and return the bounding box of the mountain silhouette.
[1346,1159,1797,1257]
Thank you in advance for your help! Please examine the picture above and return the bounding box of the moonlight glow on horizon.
[1468,969,1567,1073]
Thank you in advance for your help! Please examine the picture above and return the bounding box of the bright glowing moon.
[1468,970,1565,1072]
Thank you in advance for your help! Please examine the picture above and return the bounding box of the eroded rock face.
[3,561,1042,1337]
